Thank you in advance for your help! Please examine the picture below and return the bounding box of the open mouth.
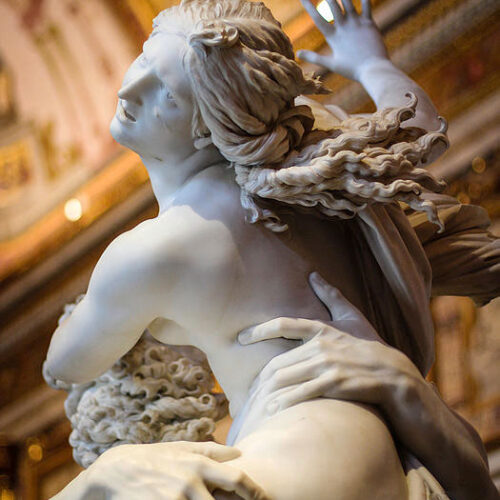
[118,101,136,122]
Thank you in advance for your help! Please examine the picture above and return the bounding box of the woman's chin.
[110,116,137,150]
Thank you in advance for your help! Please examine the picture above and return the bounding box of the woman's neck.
[141,145,225,213]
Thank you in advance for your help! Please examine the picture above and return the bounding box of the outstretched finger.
[239,317,325,345]
[250,340,324,393]
[309,272,362,322]
[326,0,344,23]
[297,50,334,70]
[272,374,381,412]
[301,0,333,34]
[361,0,372,18]
[269,374,333,413]
[340,0,356,15]
[259,357,326,396]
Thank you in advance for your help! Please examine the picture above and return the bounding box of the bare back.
[147,165,370,395]
[145,165,408,499]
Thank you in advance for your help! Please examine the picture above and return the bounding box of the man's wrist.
[355,57,394,83]
[379,369,422,420]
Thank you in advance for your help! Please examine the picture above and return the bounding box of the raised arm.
[299,0,442,131]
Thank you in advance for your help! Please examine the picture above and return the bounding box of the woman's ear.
[194,136,213,150]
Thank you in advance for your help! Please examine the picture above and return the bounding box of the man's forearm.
[356,57,442,131]
[383,375,497,499]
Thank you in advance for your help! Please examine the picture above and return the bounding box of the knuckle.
[315,337,331,353]
[317,352,330,367]
[180,477,199,496]
[227,468,246,487]
[234,470,248,488]
[274,368,286,384]
[323,352,335,368]
[188,458,203,475]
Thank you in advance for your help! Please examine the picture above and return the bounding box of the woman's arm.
[239,273,498,500]
[298,0,442,131]
[45,231,160,383]
[45,222,184,384]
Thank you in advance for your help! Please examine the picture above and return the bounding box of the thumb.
[309,272,360,322]
[177,441,241,462]
[297,50,332,69]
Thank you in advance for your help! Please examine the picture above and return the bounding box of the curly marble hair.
[153,0,448,232]
[44,303,228,468]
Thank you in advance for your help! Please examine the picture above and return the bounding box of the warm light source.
[471,156,486,173]
[64,198,83,222]
[0,490,15,500]
[317,0,334,22]
[27,443,43,462]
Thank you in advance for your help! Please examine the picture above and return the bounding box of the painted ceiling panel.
[0,0,138,239]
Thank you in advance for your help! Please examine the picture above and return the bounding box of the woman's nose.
[118,77,144,104]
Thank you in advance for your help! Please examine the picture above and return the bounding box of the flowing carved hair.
[153,0,448,233]
[45,329,228,468]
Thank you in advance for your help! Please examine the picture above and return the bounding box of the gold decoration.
[27,444,43,463]
[0,151,148,281]
[0,139,32,206]
[0,68,14,122]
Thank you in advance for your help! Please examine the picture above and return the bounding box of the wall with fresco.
[0,0,144,240]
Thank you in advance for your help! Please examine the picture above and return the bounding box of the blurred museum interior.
[0,0,498,497]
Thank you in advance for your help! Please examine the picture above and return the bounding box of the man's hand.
[238,272,420,414]
[239,273,497,500]
[298,0,388,81]
[53,441,269,500]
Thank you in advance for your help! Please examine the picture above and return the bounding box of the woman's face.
[110,32,196,162]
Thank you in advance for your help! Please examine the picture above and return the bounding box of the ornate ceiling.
[0,0,141,235]
[2,0,496,285]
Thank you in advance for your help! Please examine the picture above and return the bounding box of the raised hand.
[298,0,388,81]
[53,441,269,500]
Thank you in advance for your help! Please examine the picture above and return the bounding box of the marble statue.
[44,0,500,498]
[44,299,228,469]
